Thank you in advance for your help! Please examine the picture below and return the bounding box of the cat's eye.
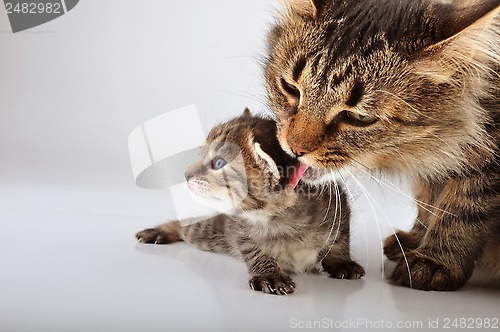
[212,157,227,170]
[344,110,378,126]
[280,78,301,103]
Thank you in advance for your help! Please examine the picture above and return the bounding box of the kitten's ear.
[423,0,499,51]
[253,142,281,180]
[242,108,251,118]
[281,0,324,18]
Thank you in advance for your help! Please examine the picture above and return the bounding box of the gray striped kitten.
[136,109,364,295]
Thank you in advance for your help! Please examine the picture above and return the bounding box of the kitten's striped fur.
[136,110,364,295]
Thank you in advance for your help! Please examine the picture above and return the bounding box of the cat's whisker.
[343,168,387,279]
[336,170,370,271]
[322,178,344,259]
[344,168,413,287]
[333,178,342,245]
[387,149,412,178]
[375,90,430,119]
[374,95,470,160]
[319,182,328,196]
[347,163,428,232]
[345,168,413,286]
[374,91,465,157]
[448,47,500,79]
[320,182,333,226]
[264,0,498,291]
[349,159,456,218]
[372,93,488,162]
[413,217,429,231]
[324,182,337,241]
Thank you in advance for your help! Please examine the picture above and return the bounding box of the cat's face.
[265,0,499,182]
[185,111,298,213]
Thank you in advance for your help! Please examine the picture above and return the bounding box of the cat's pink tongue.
[290,164,309,189]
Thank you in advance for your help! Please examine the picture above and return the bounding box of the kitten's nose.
[288,139,311,157]
[184,170,194,182]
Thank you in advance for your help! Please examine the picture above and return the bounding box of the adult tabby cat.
[136,110,364,295]
[264,0,499,291]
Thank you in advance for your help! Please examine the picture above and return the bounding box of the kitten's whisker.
[216,89,268,108]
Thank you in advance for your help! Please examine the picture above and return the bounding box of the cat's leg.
[384,181,435,261]
[239,242,295,295]
[383,225,425,261]
[390,175,495,291]
[136,221,182,244]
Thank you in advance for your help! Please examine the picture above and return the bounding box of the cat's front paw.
[383,231,421,261]
[248,274,296,295]
[391,251,468,291]
[136,227,176,244]
[323,260,365,279]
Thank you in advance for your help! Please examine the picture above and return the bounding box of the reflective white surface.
[1,170,499,332]
[1,1,499,331]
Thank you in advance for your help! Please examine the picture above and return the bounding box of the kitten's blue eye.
[212,157,227,170]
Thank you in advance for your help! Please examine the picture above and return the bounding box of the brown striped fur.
[265,0,500,290]
[136,110,364,295]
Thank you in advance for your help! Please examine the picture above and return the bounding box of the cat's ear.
[422,0,499,51]
[281,0,324,18]
[253,141,281,180]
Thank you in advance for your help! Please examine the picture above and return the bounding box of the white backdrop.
[2,2,496,332]
[0,0,281,218]
[1,0,272,184]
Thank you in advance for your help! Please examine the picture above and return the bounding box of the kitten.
[264,0,499,291]
[136,109,364,295]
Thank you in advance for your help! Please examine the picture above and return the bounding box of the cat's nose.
[288,139,311,157]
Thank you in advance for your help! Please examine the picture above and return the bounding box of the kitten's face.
[265,0,498,182]
[185,138,248,213]
[185,113,296,213]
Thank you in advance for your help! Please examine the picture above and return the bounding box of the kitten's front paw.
[391,251,468,291]
[383,231,421,261]
[248,274,296,295]
[136,227,175,244]
[324,260,365,279]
